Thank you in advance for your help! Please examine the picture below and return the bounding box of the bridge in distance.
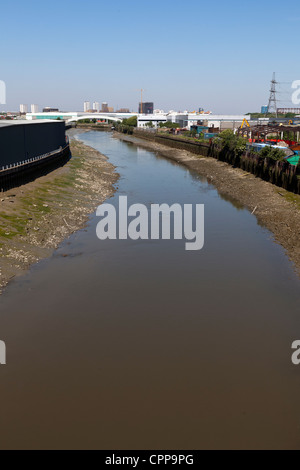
[67,113,138,123]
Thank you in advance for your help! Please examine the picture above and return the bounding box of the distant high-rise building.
[108,107,114,113]
[20,104,28,114]
[31,104,38,114]
[116,108,130,113]
[43,107,59,112]
[139,102,153,114]
[93,101,100,112]
[101,102,109,112]
[84,101,91,112]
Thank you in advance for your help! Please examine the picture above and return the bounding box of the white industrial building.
[26,112,83,121]
[187,114,251,130]
[137,114,169,128]
[26,111,138,122]
[137,112,250,130]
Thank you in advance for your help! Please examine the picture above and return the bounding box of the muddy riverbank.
[0,136,118,291]
[114,132,300,275]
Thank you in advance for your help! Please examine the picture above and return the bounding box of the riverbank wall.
[0,144,70,191]
[0,120,70,191]
[124,129,300,195]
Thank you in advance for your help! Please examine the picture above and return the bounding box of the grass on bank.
[0,149,85,242]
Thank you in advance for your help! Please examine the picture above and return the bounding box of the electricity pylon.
[267,72,278,117]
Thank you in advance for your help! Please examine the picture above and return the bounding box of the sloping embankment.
[131,129,300,194]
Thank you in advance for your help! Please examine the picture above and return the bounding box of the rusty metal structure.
[237,124,300,143]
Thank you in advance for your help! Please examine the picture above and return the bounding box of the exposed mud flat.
[114,132,300,275]
[0,136,118,291]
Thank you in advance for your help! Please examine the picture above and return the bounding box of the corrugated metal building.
[0,120,66,168]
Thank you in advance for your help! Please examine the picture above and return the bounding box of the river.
[0,130,299,449]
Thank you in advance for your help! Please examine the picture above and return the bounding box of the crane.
[136,89,146,114]
[241,118,250,128]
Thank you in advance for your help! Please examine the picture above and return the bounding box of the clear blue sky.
[1,0,299,113]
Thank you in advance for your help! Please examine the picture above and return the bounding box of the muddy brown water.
[0,131,299,450]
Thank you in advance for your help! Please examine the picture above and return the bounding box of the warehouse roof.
[0,120,63,128]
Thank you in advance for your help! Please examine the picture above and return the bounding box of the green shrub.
[122,116,137,127]
[259,146,286,161]
[214,130,247,157]
[158,122,179,129]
